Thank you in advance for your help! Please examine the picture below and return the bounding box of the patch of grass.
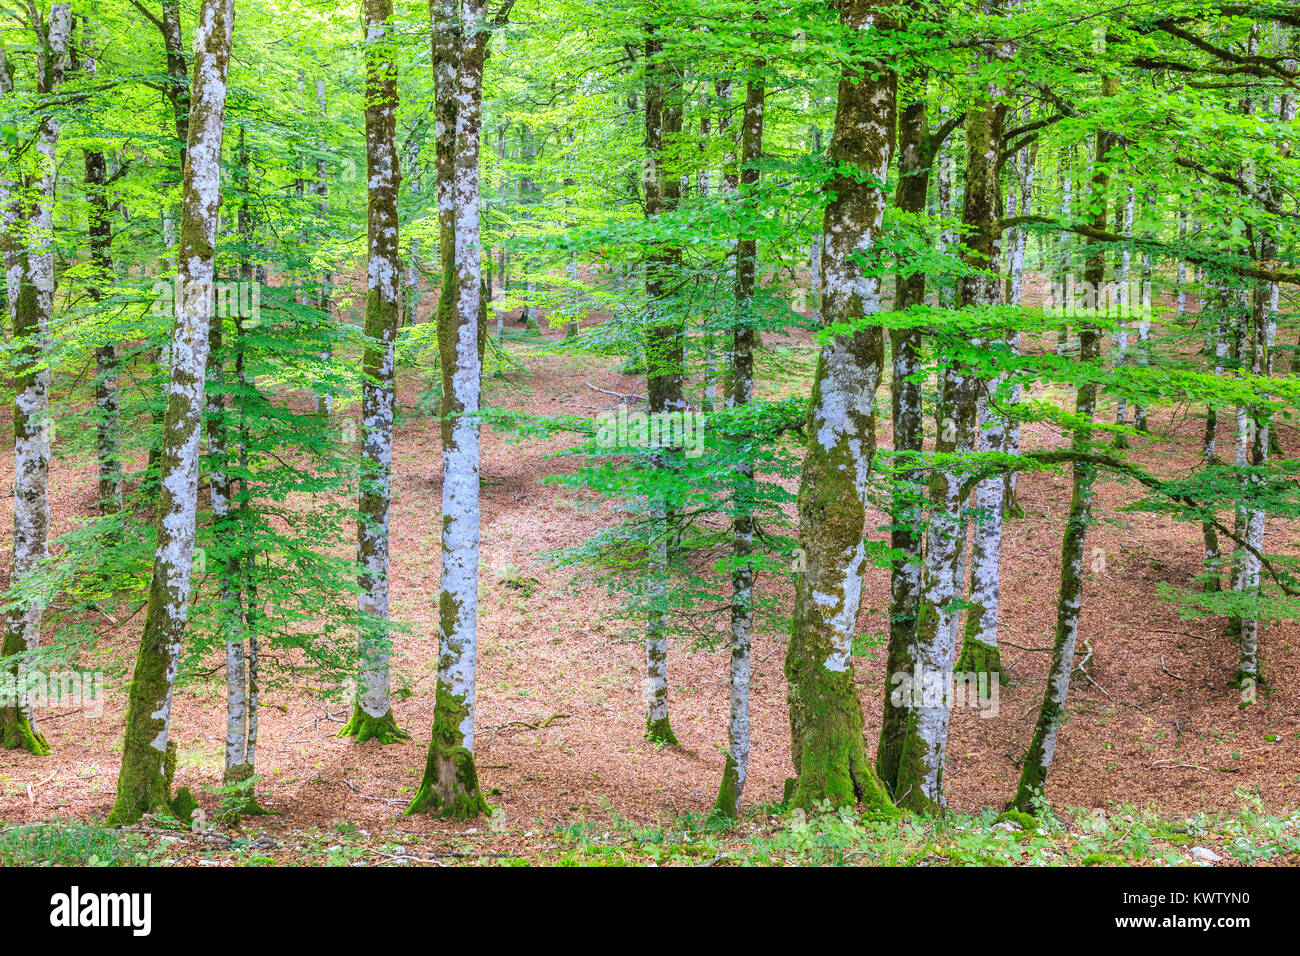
[0,822,151,866]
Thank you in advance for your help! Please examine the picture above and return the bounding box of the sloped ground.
[2,295,1298,863]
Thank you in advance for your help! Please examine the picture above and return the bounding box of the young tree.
[0,2,71,756]
[408,0,502,818]
[641,22,685,746]
[108,0,237,825]
[715,62,763,818]
[339,0,409,745]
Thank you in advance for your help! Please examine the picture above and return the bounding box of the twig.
[585,382,643,402]
[1160,657,1186,681]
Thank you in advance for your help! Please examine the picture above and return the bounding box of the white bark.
[1114,186,1134,428]
[1,5,71,750]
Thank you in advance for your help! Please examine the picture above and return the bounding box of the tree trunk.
[784,0,897,813]
[1112,186,1134,443]
[109,0,236,825]
[83,45,123,519]
[1012,72,1119,816]
[893,89,1002,813]
[877,78,944,791]
[641,26,685,746]
[315,77,334,417]
[0,3,71,757]
[409,0,494,818]
[716,67,763,817]
[340,0,408,745]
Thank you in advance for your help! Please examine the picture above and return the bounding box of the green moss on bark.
[169,786,199,824]
[0,709,51,756]
[645,715,678,746]
[954,635,1003,682]
[407,683,490,818]
[715,754,741,817]
[337,705,411,744]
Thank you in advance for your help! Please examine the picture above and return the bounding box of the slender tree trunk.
[1054,143,1073,354]
[1112,186,1134,443]
[145,0,193,481]
[893,88,1002,813]
[0,4,71,756]
[877,79,936,792]
[315,77,334,417]
[340,0,408,745]
[784,0,897,813]
[1201,290,1227,591]
[83,46,123,519]
[1003,121,1033,518]
[716,68,763,817]
[641,26,685,746]
[1133,192,1153,432]
[409,0,494,818]
[1012,72,1119,816]
[0,44,19,333]
[808,124,823,322]
[109,0,236,824]
[404,138,423,326]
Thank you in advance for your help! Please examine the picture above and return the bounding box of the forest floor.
[3,277,1300,866]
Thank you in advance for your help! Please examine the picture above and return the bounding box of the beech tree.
[408,0,505,818]
[783,0,897,813]
[0,2,70,756]
[108,0,236,825]
[339,0,409,746]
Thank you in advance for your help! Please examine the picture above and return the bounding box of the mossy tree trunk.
[642,26,685,746]
[408,0,496,818]
[340,0,409,746]
[1012,73,1119,815]
[108,0,235,826]
[783,0,897,814]
[716,66,763,818]
[878,77,961,791]
[0,4,70,758]
[893,87,1002,813]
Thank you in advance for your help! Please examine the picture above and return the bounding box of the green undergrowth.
[0,822,157,866]
[4,792,1298,866]
[540,793,1300,867]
